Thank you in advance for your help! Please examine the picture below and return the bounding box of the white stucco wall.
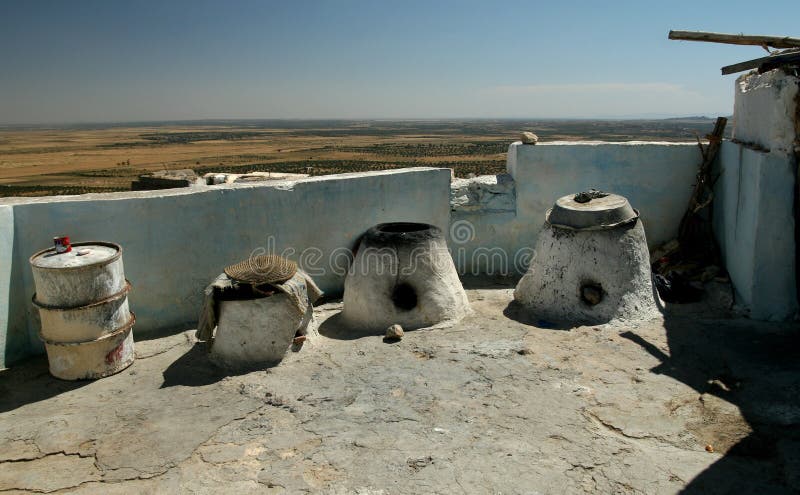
[733,70,800,156]
[0,206,13,368]
[713,142,797,320]
[448,174,519,276]
[713,70,799,320]
[508,142,701,250]
[0,168,451,367]
[447,142,701,278]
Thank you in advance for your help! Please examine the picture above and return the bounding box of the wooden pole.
[721,51,800,75]
[677,117,727,260]
[669,30,800,49]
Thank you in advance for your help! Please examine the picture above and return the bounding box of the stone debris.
[406,456,433,471]
[520,131,539,144]
[202,171,308,185]
[384,324,404,341]
[450,173,516,213]
[131,169,202,191]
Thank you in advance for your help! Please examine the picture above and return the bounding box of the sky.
[1,0,798,124]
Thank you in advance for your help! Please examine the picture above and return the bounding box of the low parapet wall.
[2,138,765,367]
[0,206,14,366]
[0,168,452,367]
[449,142,701,276]
[508,141,701,249]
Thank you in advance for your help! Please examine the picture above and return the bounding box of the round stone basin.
[546,193,638,231]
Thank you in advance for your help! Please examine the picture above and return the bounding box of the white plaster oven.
[514,193,658,325]
[342,222,469,332]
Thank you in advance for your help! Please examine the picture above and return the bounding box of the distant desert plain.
[0,118,725,197]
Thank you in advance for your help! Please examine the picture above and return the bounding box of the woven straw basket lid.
[224,255,297,285]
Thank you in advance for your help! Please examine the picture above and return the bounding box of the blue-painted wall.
[448,142,702,277]
[713,142,798,320]
[0,168,452,367]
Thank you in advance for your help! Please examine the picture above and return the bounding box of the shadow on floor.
[0,355,90,413]
[317,312,437,342]
[460,274,521,290]
[134,322,197,343]
[160,343,228,388]
[502,300,573,331]
[622,313,800,494]
[318,313,388,341]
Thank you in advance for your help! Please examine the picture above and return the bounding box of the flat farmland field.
[0,118,724,197]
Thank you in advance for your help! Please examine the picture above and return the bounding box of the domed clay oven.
[514,191,657,325]
[342,222,469,331]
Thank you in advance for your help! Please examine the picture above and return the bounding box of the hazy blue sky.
[1,0,798,123]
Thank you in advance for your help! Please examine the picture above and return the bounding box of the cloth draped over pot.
[196,269,323,343]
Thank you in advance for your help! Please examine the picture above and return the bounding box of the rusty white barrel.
[31,242,127,307]
[33,281,132,342]
[29,242,135,380]
[41,315,136,380]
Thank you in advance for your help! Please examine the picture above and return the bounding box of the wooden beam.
[721,54,775,75]
[676,117,728,260]
[721,51,800,75]
[758,52,800,73]
[669,30,800,49]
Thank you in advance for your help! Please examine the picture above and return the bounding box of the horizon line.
[0,114,731,128]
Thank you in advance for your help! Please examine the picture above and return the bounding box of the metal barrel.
[29,241,135,380]
[33,281,132,342]
[39,315,136,380]
[30,241,126,308]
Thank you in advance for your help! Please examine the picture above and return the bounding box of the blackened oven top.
[362,222,442,248]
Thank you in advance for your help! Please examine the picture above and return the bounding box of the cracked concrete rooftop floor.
[1,286,799,494]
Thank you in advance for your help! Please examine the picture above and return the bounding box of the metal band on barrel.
[38,312,136,346]
[32,280,132,311]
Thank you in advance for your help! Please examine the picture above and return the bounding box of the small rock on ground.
[384,324,404,341]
